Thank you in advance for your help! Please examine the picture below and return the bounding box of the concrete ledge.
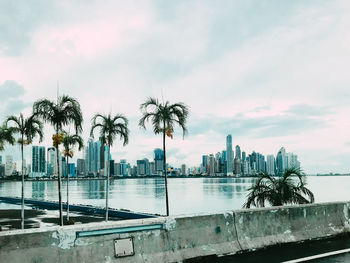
[1,202,350,262]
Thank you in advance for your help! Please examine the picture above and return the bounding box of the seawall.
[0,201,349,262]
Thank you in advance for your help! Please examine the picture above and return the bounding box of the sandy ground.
[0,209,121,230]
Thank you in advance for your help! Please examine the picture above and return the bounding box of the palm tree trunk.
[105,145,110,221]
[21,138,24,229]
[163,129,169,216]
[66,155,70,221]
[56,129,63,226]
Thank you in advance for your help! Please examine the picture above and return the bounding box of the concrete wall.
[1,202,350,263]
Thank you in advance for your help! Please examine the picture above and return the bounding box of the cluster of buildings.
[0,134,300,178]
[196,135,300,176]
[0,138,184,178]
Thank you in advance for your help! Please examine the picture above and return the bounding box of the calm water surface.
[0,176,348,215]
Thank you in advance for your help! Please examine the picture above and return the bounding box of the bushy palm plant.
[5,113,43,229]
[90,113,129,221]
[243,167,314,208]
[0,125,15,151]
[139,97,189,216]
[62,132,83,221]
[33,95,83,226]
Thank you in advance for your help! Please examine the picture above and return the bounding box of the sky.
[0,0,350,174]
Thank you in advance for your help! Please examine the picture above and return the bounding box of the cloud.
[189,103,330,139]
[0,80,29,118]
[285,104,332,117]
[0,80,25,98]
[0,0,55,56]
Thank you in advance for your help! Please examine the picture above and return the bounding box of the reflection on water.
[32,181,45,199]
[0,176,349,215]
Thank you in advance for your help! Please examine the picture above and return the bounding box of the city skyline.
[1,1,350,174]
[0,135,301,177]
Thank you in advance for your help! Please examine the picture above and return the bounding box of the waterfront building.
[120,159,128,176]
[286,153,300,169]
[150,162,156,175]
[181,164,186,175]
[202,155,209,173]
[154,148,164,175]
[137,159,150,176]
[209,154,215,176]
[242,160,249,175]
[235,145,241,160]
[226,135,234,175]
[84,146,89,176]
[68,163,76,177]
[31,146,46,177]
[0,155,2,164]
[276,147,287,176]
[86,138,102,176]
[109,160,115,176]
[62,156,67,177]
[266,155,276,176]
[77,159,85,177]
[242,151,246,161]
[47,147,56,177]
[234,158,241,176]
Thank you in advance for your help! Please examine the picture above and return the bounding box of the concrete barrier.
[0,202,349,263]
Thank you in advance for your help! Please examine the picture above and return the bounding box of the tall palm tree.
[0,125,15,151]
[5,114,43,229]
[139,97,189,216]
[90,113,129,221]
[243,167,314,208]
[62,132,83,221]
[33,95,83,226]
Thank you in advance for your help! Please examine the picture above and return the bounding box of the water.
[0,176,349,215]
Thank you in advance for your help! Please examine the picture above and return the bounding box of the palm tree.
[5,114,43,229]
[0,125,15,151]
[33,95,83,226]
[62,132,83,222]
[90,113,129,221]
[139,97,189,216]
[243,167,314,208]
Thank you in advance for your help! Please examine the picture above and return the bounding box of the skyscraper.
[235,145,241,160]
[154,148,164,175]
[226,135,233,175]
[47,147,56,177]
[31,146,46,177]
[209,154,215,176]
[266,155,276,176]
[276,147,286,176]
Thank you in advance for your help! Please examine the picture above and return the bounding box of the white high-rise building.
[266,155,275,176]
[226,135,234,175]
[5,155,14,176]
[286,153,300,169]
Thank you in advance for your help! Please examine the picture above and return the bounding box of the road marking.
[281,248,350,263]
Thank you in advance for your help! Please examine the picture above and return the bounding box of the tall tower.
[235,145,241,160]
[276,147,286,176]
[226,135,233,175]
[266,155,275,176]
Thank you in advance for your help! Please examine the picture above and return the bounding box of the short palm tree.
[139,97,189,216]
[62,132,83,221]
[0,125,15,151]
[33,95,83,226]
[243,167,314,208]
[90,113,129,221]
[5,114,43,229]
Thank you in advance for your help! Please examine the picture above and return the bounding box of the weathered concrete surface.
[1,202,350,263]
